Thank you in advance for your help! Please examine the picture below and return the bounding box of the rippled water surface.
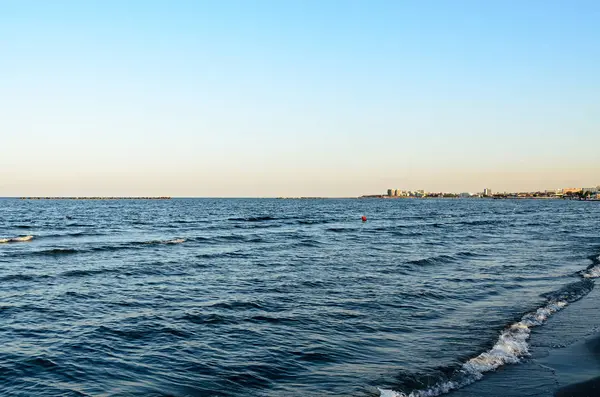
[1,198,599,397]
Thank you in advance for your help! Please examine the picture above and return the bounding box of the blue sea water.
[0,198,599,397]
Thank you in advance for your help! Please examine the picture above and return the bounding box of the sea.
[0,198,599,397]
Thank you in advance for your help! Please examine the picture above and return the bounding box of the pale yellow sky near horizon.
[3,164,598,197]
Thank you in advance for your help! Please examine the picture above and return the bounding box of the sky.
[1,0,598,197]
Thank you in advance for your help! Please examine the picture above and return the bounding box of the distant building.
[483,188,492,196]
[563,188,583,194]
[459,192,471,198]
[582,187,599,193]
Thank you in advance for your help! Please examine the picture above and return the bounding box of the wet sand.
[555,376,600,397]
[450,281,600,397]
[550,335,600,397]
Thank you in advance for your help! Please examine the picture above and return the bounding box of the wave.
[227,216,329,225]
[44,231,104,239]
[391,230,425,237]
[407,252,478,267]
[209,235,263,244]
[25,357,59,369]
[457,219,497,227]
[407,255,455,267]
[0,235,34,243]
[181,312,234,325]
[143,238,186,245]
[580,255,600,278]
[211,300,264,310]
[233,223,281,230]
[379,257,600,397]
[61,267,123,278]
[327,227,353,233]
[247,314,300,325]
[131,220,151,225]
[0,273,51,282]
[37,248,78,255]
[92,238,187,252]
[297,219,333,225]
[25,238,186,257]
[229,216,278,222]
[294,238,323,248]
[196,250,250,259]
[96,324,190,340]
[217,234,248,242]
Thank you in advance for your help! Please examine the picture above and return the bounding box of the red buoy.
[361,215,367,222]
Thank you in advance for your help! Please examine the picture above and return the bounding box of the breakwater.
[20,197,171,200]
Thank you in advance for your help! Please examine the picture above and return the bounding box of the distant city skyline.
[1,1,598,197]
[379,184,599,199]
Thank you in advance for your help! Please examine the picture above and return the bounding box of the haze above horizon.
[1,0,598,197]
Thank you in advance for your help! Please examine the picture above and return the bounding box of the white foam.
[143,238,186,245]
[582,259,600,278]
[165,238,186,244]
[379,388,403,397]
[379,380,461,397]
[379,300,569,397]
[0,235,34,243]
[12,235,33,242]
[380,254,600,397]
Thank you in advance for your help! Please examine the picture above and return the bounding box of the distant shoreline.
[0,196,595,201]
[358,196,599,201]
[19,197,171,200]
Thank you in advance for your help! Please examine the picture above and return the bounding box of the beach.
[448,274,600,397]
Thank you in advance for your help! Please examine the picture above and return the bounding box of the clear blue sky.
[1,0,598,196]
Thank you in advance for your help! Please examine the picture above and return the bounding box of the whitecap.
[582,262,600,279]
[380,300,569,397]
[165,238,186,244]
[0,235,34,243]
[380,252,600,397]
[143,238,186,245]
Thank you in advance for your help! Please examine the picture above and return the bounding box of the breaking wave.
[143,238,186,245]
[406,251,479,267]
[379,257,600,397]
[24,238,186,256]
[580,255,600,279]
[0,235,34,243]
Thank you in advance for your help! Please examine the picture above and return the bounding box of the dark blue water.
[1,198,599,397]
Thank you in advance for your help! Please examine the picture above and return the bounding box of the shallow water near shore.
[1,198,599,396]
